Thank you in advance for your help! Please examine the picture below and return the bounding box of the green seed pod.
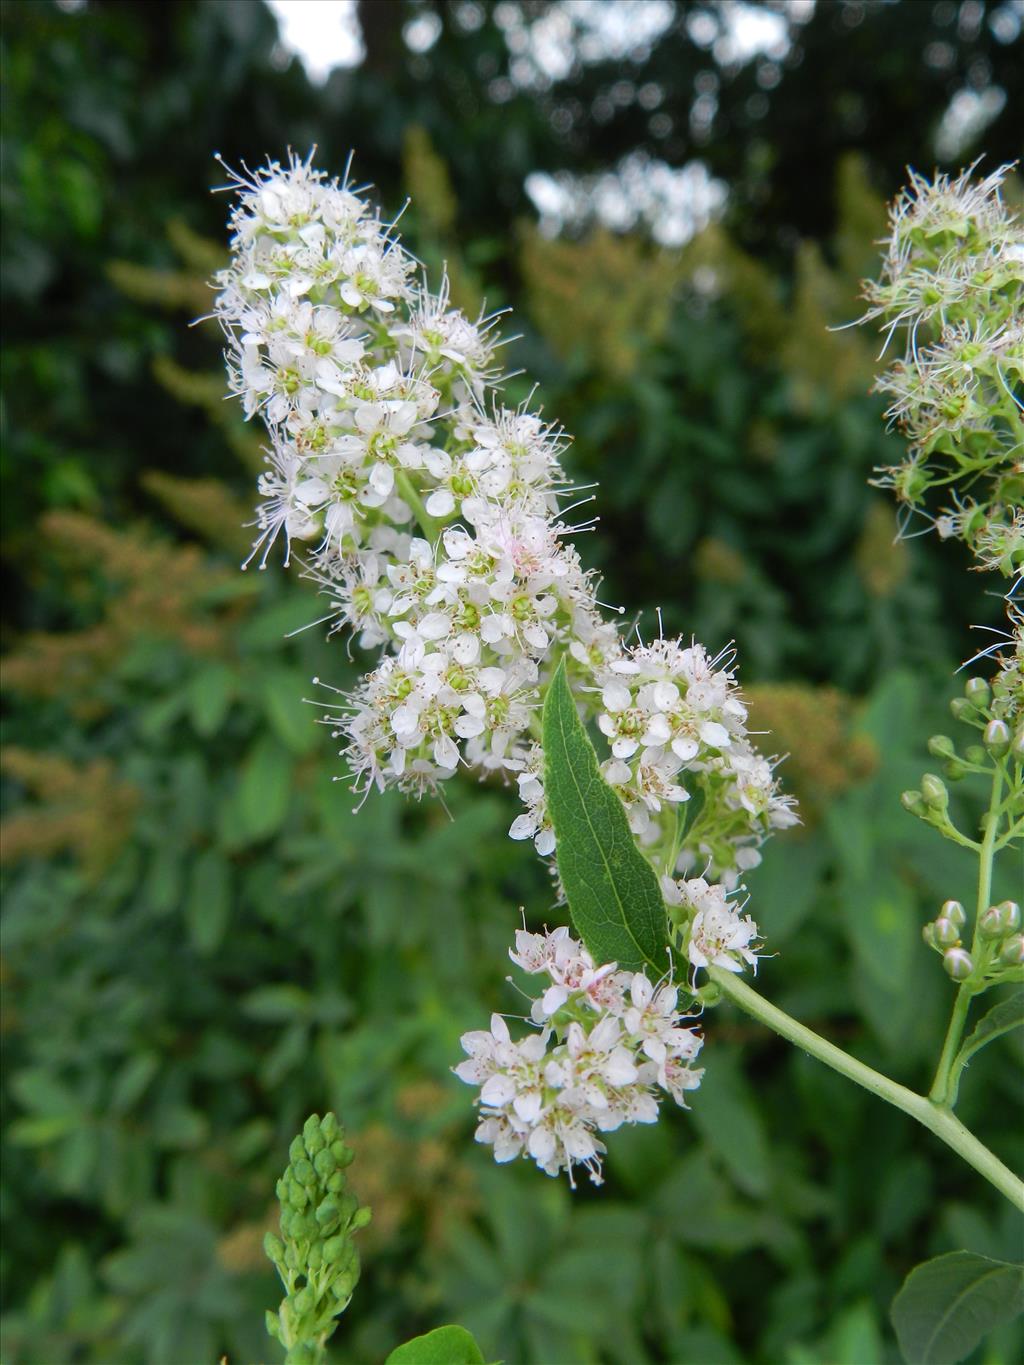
[983,719,1011,757]
[999,935,1024,966]
[933,916,960,948]
[941,899,966,928]
[920,773,948,809]
[943,947,974,981]
[928,734,956,758]
[964,677,991,706]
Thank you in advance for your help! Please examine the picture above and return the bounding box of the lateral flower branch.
[216,152,793,1186]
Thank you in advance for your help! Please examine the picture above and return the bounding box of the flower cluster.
[597,637,797,880]
[662,875,761,973]
[859,162,1024,574]
[455,928,703,1185]
[216,151,793,889]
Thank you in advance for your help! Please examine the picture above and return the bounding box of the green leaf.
[955,990,1024,1071]
[385,1325,488,1364]
[542,659,668,973]
[891,1251,1024,1364]
[688,1051,771,1198]
[261,666,319,754]
[235,736,292,842]
[185,848,232,955]
[187,662,235,737]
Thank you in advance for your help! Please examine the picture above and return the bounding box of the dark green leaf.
[891,1251,1024,1364]
[185,849,232,955]
[385,1324,488,1364]
[542,659,668,973]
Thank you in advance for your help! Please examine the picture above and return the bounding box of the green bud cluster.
[264,1112,372,1365]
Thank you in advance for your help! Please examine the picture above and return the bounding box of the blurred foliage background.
[1,2,1022,1362]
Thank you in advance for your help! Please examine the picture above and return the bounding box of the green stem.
[394,469,441,543]
[929,765,1003,1105]
[708,966,1024,1212]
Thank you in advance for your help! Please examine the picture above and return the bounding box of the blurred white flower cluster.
[216,151,794,898]
[455,927,703,1186]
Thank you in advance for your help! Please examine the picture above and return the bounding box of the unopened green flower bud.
[303,1114,326,1155]
[315,1197,339,1227]
[292,1286,315,1316]
[950,697,974,721]
[322,1234,348,1264]
[978,907,1004,940]
[940,899,966,928]
[998,935,1024,966]
[320,1112,340,1141]
[933,916,960,948]
[921,773,948,810]
[901,789,927,816]
[332,1140,354,1168]
[351,1205,372,1231]
[307,1243,323,1272]
[287,1344,320,1365]
[995,901,1021,933]
[964,677,990,706]
[965,745,986,765]
[326,1171,345,1193]
[293,1158,316,1187]
[264,1232,285,1265]
[288,1136,306,1165]
[922,922,937,949]
[983,719,1011,757]
[928,734,956,758]
[943,947,974,980]
[314,1147,336,1180]
[1012,728,1024,762]
[943,759,968,781]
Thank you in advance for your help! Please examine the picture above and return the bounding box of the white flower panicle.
[859,161,1023,575]
[454,928,703,1185]
[217,151,792,888]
